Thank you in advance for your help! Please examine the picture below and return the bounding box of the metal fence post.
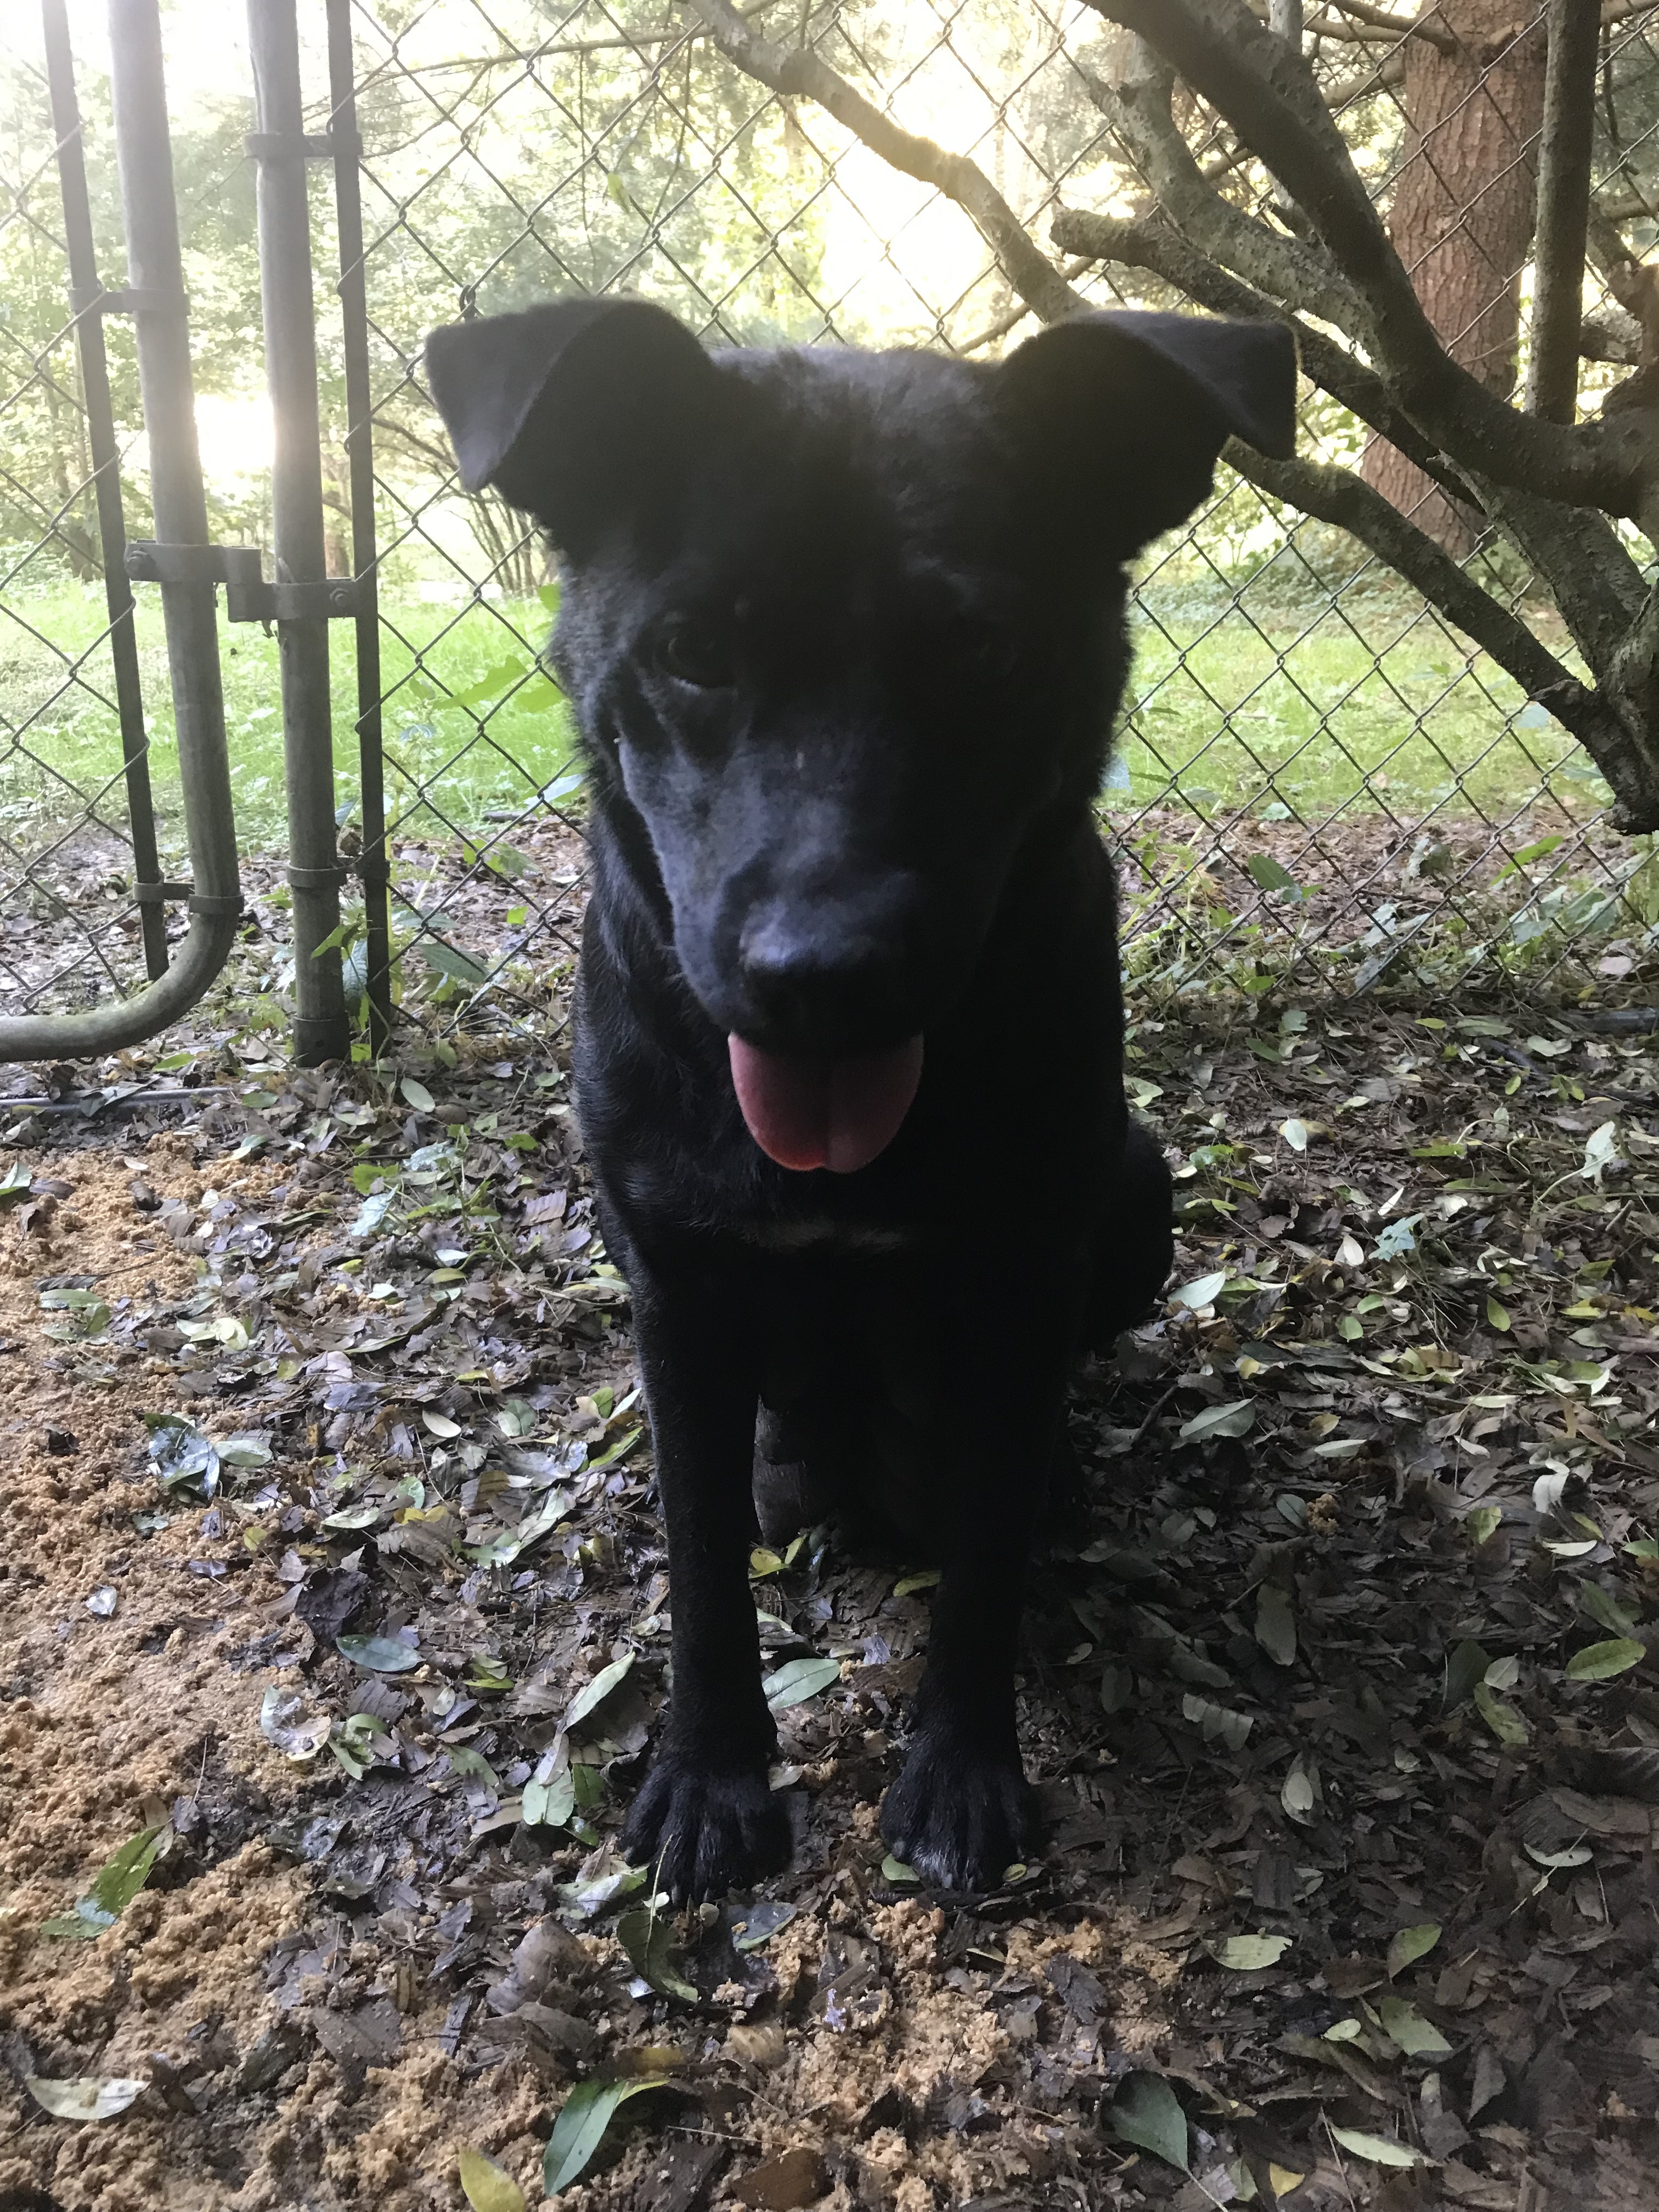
[247,0,350,1066]
[0,0,242,1063]
[41,0,169,985]
[326,0,392,1058]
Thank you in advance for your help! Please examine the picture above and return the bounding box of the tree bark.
[1361,0,1549,552]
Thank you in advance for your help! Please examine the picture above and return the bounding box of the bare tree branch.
[1309,0,1451,46]
[1595,186,1659,224]
[692,0,1659,825]
[1475,478,1649,675]
[1078,41,1369,337]
[1306,5,1457,51]
[956,258,1100,354]
[1527,0,1601,422]
[1087,0,1657,518]
[1581,309,1644,366]
[1049,202,1486,510]
[683,0,1087,327]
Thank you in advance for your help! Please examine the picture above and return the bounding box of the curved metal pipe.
[1,0,240,1063]
[0,914,242,1061]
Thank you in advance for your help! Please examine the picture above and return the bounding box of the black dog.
[427,298,1295,1897]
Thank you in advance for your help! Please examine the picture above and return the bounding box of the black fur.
[426,300,1296,1897]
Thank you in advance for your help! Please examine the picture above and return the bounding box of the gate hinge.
[125,541,365,623]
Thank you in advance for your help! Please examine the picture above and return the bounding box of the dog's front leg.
[620,1257,791,1900]
[879,1327,1071,1892]
[878,1514,1045,1893]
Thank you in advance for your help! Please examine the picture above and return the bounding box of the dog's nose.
[737,887,921,1052]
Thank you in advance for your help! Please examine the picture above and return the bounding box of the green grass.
[0,570,1610,870]
[0,579,581,859]
[1113,576,1605,825]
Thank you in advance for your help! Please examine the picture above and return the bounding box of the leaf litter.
[0,976,1656,2208]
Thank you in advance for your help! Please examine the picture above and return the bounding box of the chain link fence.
[4,1,1658,1049]
[0,19,163,1026]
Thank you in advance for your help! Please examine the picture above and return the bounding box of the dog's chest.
[735,1214,916,1256]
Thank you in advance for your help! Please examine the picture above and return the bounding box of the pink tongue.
[729,1035,924,1173]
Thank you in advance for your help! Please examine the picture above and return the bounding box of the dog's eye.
[653,619,735,690]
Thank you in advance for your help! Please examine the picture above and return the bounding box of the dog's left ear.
[999,310,1297,556]
[425,296,727,556]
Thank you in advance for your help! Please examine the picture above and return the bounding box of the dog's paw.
[880,1731,1041,1892]
[622,1750,792,1901]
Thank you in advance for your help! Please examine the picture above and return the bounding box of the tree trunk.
[1361,0,1548,554]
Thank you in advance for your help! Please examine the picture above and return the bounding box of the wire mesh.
[0,21,164,1024]
[326,0,1659,1049]
[4,1,1658,1049]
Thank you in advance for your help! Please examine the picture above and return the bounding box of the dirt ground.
[2,965,1658,2212]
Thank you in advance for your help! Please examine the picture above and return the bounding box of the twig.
[684,0,1087,327]
[2,1086,233,1116]
[1314,0,1455,49]
[1088,0,1650,518]
[1320,2114,1362,2211]
[1125,1380,1184,1452]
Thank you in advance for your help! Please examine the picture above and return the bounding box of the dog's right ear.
[425,297,725,556]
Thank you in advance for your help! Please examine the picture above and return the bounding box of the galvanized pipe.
[41,0,170,983]
[326,0,392,1058]
[0,0,241,1062]
[248,0,349,1065]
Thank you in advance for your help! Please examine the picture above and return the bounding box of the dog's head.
[428,299,1294,1171]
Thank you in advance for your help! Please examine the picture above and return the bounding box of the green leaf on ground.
[1374,1997,1453,2058]
[763,1656,841,1709]
[523,1742,577,1830]
[1256,1582,1296,1666]
[543,2076,672,2193]
[1386,1923,1441,1978]
[1109,2073,1189,2172]
[26,2075,146,2121]
[338,1634,422,1673]
[1327,2124,1427,2168]
[1444,1638,1488,1709]
[1245,854,1300,896]
[617,1904,698,2003]
[1214,1933,1290,1971]
[1566,1638,1645,1681]
[564,1652,635,1730]
[1472,1679,1530,1745]
[1581,1583,1638,1637]
[458,2146,525,2212]
[1180,1401,1255,1442]
[42,1819,170,1941]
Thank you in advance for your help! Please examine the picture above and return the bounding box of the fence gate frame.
[1,0,393,1070]
[0,0,245,1063]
